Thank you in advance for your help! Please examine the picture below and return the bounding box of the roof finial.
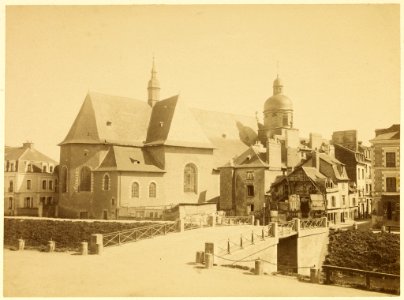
[276,60,280,78]
[151,54,157,76]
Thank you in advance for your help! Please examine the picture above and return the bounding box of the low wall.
[178,203,217,219]
[297,227,329,276]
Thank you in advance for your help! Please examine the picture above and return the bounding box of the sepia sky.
[4,4,400,161]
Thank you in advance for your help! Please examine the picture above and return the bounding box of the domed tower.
[147,57,160,107]
[263,75,293,138]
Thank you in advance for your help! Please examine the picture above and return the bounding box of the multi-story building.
[4,142,58,217]
[332,130,373,219]
[370,124,400,226]
[270,151,351,223]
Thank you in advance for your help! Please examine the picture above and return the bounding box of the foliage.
[4,219,156,251]
[325,230,400,275]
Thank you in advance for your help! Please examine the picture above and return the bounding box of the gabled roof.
[96,146,164,173]
[60,92,151,146]
[5,146,57,165]
[221,145,267,168]
[145,95,213,149]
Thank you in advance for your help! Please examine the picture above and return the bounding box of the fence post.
[118,232,121,245]
[178,219,185,232]
[164,224,167,235]
[90,234,103,254]
[293,218,301,233]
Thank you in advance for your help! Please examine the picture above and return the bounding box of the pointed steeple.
[148,56,160,107]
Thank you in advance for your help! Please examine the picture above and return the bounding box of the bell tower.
[147,57,160,107]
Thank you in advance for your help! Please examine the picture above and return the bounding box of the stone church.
[58,61,258,219]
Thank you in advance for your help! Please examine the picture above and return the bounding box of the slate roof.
[60,92,151,146]
[96,146,165,173]
[144,95,213,149]
[62,91,259,171]
[5,146,57,165]
[221,145,268,168]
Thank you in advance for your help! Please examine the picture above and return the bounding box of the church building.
[57,61,257,219]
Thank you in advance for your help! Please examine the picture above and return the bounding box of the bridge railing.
[278,220,296,237]
[103,222,177,247]
[322,264,400,293]
[300,217,327,230]
[217,216,253,226]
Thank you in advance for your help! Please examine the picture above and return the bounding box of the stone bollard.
[205,242,215,263]
[381,226,386,233]
[255,219,260,226]
[310,267,319,283]
[18,239,25,251]
[353,223,358,230]
[90,234,103,254]
[196,251,205,264]
[80,241,88,255]
[293,218,301,232]
[95,243,103,255]
[47,240,56,252]
[205,253,213,269]
[209,214,216,227]
[250,215,255,225]
[255,259,263,275]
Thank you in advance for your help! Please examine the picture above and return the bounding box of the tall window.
[27,164,33,172]
[24,197,33,208]
[42,180,47,190]
[49,180,53,190]
[131,182,139,198]
[9,180,13,192]
[79,166,91,192]
[331,196,336,207]
[247,185,255,197]
[352,198,356,206]
[149,182,156,198]
[50,166,54,173]
[184,163,197,193]
[282,115,288,126]
[342,195,346,205]
[103,174,110,191]
[386,152,396,167]
[61,167,68,193]
[27,180,31,190]
[386,177,396,192]
[43,165,47,173]
[9,197,13,209]
[361,169,364,179]
[246,171,254,180]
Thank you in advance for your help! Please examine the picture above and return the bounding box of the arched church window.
[103,173,110,191]
[61,166,68,193]
[132,182,139,198]
[79,166,91,192]
[184,163,198,193]
[149,182,157,198]
[283,115,288,126]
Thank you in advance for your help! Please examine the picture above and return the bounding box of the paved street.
[3,225,390,297]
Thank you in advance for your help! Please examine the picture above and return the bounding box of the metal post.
[118,233,121,245]
[240,235,243,249]
[251,231,255,245]
[227,239,231,254]
[263,203,266,226]
[262,228,265,240]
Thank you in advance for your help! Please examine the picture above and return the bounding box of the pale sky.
[5,4,401,161]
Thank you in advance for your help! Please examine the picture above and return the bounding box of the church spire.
[148,56,160,107]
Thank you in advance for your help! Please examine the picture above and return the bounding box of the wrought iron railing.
[103,222,177,247]
[278,220,296,237]
[300,218,325,230]
[218,216,252,226]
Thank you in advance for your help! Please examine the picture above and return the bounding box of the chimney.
[23,142,34,149]
[311,151,320,169]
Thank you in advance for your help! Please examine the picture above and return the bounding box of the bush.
[325,230,400,275]
[4,219,158,251]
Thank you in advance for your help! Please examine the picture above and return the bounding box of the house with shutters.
[4,142,58,217]
[370,124,400,226]
[57,61,257,219]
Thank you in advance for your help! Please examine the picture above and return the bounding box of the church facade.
[57,62,257,219]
